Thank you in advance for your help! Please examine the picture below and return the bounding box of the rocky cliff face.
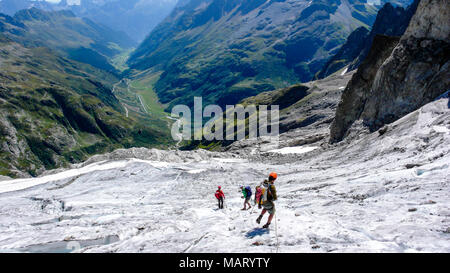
[330,0,450,143]
[347,0,420,71]
[318,0,420,79]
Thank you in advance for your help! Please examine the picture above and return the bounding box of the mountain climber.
[256,172,278,229]
[240,186,252,210]
[215,186,225,209]
[255,185,262,209]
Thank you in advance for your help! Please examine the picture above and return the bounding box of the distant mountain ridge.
[128,0,380,110]
[0,0,55,15]
[0,0,179,42]
[0,7,135,73]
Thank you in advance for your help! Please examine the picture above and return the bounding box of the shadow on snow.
[245,228,269,239]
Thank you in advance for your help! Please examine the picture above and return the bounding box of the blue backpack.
[245,186,252,197]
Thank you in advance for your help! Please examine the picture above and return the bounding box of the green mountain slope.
[0,8,136,73]
[182,70,354,150]
[127,0,378,110]
[0,36,171,178]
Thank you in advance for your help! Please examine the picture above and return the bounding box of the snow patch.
[0,159,172,194]
[268,146,318,154]
[433,126,449,133]
[187,169,207,174]
[212,158,247,163]
[0,160,131,194]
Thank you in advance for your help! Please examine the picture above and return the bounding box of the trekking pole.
[250,205,255,214]
[249,199,256,214]
[274,213,280,253]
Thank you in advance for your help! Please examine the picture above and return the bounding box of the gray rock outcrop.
[330,0,450,143]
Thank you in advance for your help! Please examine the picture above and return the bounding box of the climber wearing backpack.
[255,185,262,209]
[215,186,225,209]
[240,186,252,210]
[256,172,278,229]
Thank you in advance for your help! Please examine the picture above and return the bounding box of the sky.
[43,0,80,4]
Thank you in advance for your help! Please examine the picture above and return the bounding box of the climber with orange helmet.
[256,172,278,229]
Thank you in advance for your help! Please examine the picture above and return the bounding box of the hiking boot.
[256,215,263,224]
[263,223,271,229]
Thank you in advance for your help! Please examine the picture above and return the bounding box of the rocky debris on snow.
[81,147,237,167]
[35,147,240,177]
[405,163,424,169]
[0,97,448,253]
[64,236,75,242]
[420,200,436,205]
[252,241,264,246]
[378,126,389,136]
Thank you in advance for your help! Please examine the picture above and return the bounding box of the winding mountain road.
[112,79,130,118]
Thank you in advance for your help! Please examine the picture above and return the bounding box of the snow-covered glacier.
[0,98,449,253]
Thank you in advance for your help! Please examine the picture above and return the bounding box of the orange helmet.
[269,172,278,180]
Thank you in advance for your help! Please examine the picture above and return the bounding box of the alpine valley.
[0,0,448,254]
[128,0,382,109]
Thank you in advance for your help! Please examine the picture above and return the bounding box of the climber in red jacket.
[215,186,225,209]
